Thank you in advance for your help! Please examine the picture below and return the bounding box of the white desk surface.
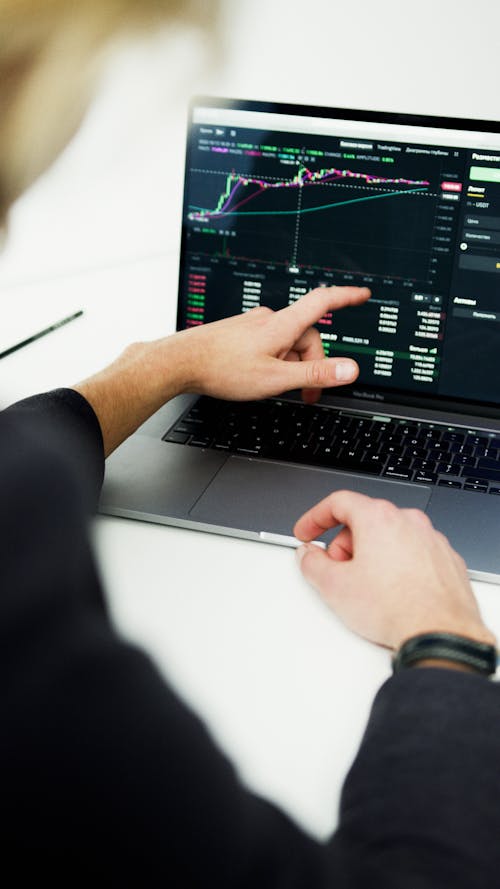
[2,254,500,841]
[2,0,500,839]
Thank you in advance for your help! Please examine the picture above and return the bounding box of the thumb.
[296,543,339,594]
[274,356,359,391]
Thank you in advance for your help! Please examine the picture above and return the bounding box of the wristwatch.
[392,632,498,677]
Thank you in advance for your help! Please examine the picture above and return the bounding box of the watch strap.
[392,632,498,676]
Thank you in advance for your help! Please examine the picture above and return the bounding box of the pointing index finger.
[276,285,371,339]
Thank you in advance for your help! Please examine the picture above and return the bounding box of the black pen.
[0,310,84,360]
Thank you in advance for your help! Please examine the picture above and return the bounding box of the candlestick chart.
[186,163,439,283]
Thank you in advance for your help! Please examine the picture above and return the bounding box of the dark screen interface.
[179,104,500,409]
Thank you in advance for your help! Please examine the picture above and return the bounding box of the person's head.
[0,0,218,227]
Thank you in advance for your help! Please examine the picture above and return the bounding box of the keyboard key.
[412,459,437,472]
[382,434,405,446]
[175,420,204,433]
[398,424,418,437]
[383,454,409,466]
[477,457,500,470]
[351,416,373,428]
[405,447,428,459]
[463,468,500,483]
[465,435,488,448]
[437,462,462,475]
[442,431,465,444]
[420,430,442,443]
[384,466,414,480]
[464,483,488,493]
[165,431,190,444]
[290,442,318,461]
[214,440,231,450]
[429,449,453,462]
[338,447,364,460]
[359,430,380,442]
[414,472,437,484]
[438,479,462,489]
[263,440,289,458]
[448,455,476,468]
[190,437,213,448]
[490,487,500,495]
[381,445,405,457]
[449,443,474,456]
[476,447,499,459]
[360,453,384,468]
[314,443,338,458]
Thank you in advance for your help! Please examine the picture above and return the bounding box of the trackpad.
[189,457,431,539]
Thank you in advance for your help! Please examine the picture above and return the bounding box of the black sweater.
[2,389,500,887]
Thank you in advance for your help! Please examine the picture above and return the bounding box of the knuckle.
[306,360,329,387]
[250,305,272,318]
[373,499,398,521]
[308,286,324,299]
[453,547,466,566]
[407,508,431,527]
[435,529,451,547]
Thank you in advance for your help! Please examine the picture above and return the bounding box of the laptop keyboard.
[164,397,500,494]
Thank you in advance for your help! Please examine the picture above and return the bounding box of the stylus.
[0,310,84,360]
[259,531,327,549]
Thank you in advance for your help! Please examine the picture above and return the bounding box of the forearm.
[72,333,193,457]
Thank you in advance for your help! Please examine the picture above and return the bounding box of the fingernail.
[335,361,356,382]
[295,544,308,566]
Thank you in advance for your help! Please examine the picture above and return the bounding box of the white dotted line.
[190,170,437,195]
[291,185,303,265]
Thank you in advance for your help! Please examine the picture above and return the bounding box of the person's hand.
[178,285,370,403]
[294,490,496,651]
[74,285,369,456]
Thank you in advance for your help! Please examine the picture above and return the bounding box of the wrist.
[156,328,204,396]
[145,334,193,401]
[396,623,496,651]
[73,334,194,457]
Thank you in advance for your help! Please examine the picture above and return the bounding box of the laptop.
[100,96,500,582]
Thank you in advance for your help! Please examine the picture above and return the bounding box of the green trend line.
[188,187,429,218]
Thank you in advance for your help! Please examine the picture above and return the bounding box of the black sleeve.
[1,413,329,886]
[335,667,500,887]
[3,404,500,887]
[3,387,104,510]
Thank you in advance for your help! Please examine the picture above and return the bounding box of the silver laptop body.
[100,97,500,583]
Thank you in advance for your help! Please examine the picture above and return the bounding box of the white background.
[2,0,500,840]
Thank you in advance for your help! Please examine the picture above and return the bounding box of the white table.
[2,254,500,842]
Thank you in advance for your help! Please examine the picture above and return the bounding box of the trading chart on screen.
[178,104,500,400]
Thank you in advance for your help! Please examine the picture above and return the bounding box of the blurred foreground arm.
[73,285,370,456]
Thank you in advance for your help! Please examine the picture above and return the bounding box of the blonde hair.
[0,0,218,221]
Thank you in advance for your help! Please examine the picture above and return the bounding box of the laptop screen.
[177,98,500,417]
